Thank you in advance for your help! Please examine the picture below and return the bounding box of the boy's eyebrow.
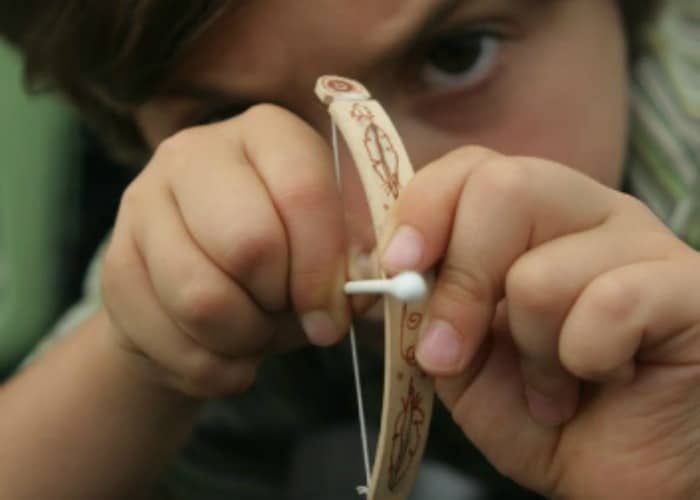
[160,0,465,105]
[356,0,466,71]
[404,0,464,49]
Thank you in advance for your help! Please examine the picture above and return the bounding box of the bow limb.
[315,76,435,500]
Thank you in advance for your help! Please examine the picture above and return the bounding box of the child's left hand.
[381,146,700,499]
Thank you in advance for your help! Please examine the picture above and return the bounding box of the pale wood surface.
[316,76,435,500]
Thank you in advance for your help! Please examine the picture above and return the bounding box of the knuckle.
[437,262,493,309]
[507,256,568,314]
[614,193,678,236]
[100,238,133,303]
[153,130,190,161]
[445,144,498,165]
[157,127,201,154]
[585,273,639,324]
[222,225,283,274]
[615,191,653,216]
[100,248,122,295]
[472,159,531,203]
[173,279,231,330]
[242,103,290,125]
[118,181,141,209]
[151,128,204,172]
[226,361,260,394]
[179,351,224,398]
[116,178,151,218]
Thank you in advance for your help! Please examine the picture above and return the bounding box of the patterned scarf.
[627,0,700,249]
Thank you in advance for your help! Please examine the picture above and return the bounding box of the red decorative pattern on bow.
[388,377,426,491]
[400,307,423,365]
[351,103,401,200]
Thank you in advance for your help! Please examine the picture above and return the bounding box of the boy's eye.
[420,32,501,91]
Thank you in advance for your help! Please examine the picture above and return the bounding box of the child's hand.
[382,147,700,499]
[101,105,349,398]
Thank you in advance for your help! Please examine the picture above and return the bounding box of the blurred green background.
[0,41,80,373]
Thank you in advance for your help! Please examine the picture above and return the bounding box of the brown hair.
[1,0,232,162]
[619,0,665,57]
[0,0,663,164]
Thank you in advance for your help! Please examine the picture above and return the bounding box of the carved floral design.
[388,377,425,491]
[350,103,401,199]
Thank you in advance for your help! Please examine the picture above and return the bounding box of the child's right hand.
[100,105,350,398]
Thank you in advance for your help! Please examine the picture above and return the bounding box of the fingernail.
[416,320,465,372]
[382,225,424,272]
[524,385,567,428]
[301,310,340,347]
[348,248,375,281]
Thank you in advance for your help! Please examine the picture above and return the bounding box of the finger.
[155,123,289,311]
[560,255,700,381]
[102,222,259,398]
[127,180,278,358]
[507,222,676,425]
[435,330,559,493]
[239,105,349,345]
[382,147,617,275]
[386,148,616,375]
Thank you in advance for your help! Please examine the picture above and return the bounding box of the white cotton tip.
[390,271,429,303]
[334,91,369,102]
[344,271,429,303]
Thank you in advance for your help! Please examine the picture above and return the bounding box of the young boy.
[1,1,699,499]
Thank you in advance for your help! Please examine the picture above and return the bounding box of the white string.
[350,328,372,494]
[332,120,372,492]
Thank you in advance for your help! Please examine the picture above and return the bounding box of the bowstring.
[332,119,372,491]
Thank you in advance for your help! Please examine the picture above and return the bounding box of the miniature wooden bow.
[315,75,435,499]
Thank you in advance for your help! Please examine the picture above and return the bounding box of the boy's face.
[137,0,628,208]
